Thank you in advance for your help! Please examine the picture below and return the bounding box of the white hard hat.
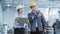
[16,4,24,10]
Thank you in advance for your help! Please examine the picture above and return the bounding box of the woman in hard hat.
[14,5,25,34]
[28,2,47,34]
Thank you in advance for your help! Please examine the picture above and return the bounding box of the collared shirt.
[14,14,26,28]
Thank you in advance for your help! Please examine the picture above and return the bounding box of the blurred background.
[0,0,60,34]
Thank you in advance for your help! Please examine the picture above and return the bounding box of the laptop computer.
[17,18,29,25]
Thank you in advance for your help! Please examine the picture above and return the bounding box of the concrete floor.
[0,28,60,34]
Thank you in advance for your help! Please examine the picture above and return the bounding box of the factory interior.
[0,0,60,34]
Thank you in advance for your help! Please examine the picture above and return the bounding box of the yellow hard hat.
[30,2,36,7]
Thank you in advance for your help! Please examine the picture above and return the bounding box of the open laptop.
[17,18,29,25]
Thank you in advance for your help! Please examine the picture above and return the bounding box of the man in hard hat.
[14,5,25,34]
[28,2,47,34]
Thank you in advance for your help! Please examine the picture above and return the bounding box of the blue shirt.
[14,14,25,28]
[14,21,25,28]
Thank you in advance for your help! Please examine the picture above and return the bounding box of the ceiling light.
[7,4,10,7]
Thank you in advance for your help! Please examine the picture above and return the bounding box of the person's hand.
[43,29,47,33]
[37,13,42,17]
[15,18,20,21]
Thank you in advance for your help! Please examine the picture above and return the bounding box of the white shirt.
[18,14,25,18]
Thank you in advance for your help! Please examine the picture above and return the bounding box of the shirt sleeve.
[14,20,20,28]
[41,14,47,29]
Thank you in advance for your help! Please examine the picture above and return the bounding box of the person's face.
[18,8,23,14]
[31,6,36,12]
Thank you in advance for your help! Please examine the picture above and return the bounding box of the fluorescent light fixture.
[6,4,10,7]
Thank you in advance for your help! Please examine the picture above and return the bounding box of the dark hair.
[17,8,23,12]
[17,9,20,13]
[30,6,35,8]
